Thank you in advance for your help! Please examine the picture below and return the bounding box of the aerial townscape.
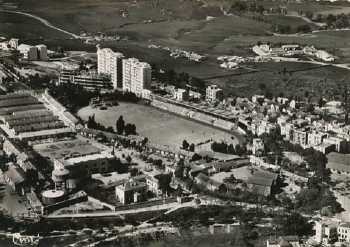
[2,0,350,246]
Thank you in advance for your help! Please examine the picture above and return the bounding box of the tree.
[273,212,313,236]
[116,116,125,135]
[156,174,172,194]
[223,174,237,184]
[124,123,136,136]
[189,143,195,152]
[175,159,185,178]
[182,140,189,150]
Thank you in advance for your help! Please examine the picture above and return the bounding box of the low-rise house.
[115,179,147,204]
[316,50,335,62]
[4,165,27,195]
[174,89,188,101]
[146,174,163,196]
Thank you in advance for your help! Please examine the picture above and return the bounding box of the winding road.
[0,10,81,39]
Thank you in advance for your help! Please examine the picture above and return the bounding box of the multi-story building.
[8,38,19,49]
[97,46,124,89]
[292,128,309,147]
[315,221,338,245]
[251,119,275,136]
[323,136,348,153]
[58,69,112,91]
[36,44,49,61]
[307,130,328,147]
[206,85,223,102]
[18,44,38,60]
[174,88,188,101]
[122,58,152,97]
[115,179,147,205]
[338,223,350,243]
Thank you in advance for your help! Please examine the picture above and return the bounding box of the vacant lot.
[77,103,238,150]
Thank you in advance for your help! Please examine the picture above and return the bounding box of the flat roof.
[63,152,114,166]
[33,139,102,160]
[42,190,65,198]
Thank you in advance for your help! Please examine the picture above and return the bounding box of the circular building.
[41,189,65,205]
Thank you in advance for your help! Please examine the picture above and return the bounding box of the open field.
[77,103,238,150]
[1,0,350,100]
[204,60,350,99]
[0,12,70,40]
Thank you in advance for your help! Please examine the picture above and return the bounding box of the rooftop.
[63,152,114,166]
[33,139,102,160]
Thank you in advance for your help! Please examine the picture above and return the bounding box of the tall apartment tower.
[97,45,124,89]
[122,58,152,97]
[36,44,49,61]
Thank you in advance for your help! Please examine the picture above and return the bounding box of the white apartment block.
[97,46,124,89]
[206,85,223,102]
[338,223,350,243]
[174,88,188,101]
[307,131,327,147]
[36,44,48,61]
[292,128,308,147]
[122,58,151,97]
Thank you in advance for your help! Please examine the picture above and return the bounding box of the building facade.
[97,46,124,89]
[206,85,223,102]
[122,58,152,97]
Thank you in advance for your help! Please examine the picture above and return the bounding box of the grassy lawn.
[209,61,350,99]
[77,103,239,150]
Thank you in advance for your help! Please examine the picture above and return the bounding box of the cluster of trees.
[116,116,137,136]
[182,140,195,152]
[211,141,247,156]
[294,178,343,215]
[103,91,139,103]
[272,23,312,34]
[26,73,52,90]
[273,212,313,236]
[87,114,114,133]
[303,11,350,29]
[283,142,330,182]
[155,173,172,194]
[324,13,350,29]
[174,159,187,179]
[229,1,265,14]
[49,83,99,112]
[152,66,206,91]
